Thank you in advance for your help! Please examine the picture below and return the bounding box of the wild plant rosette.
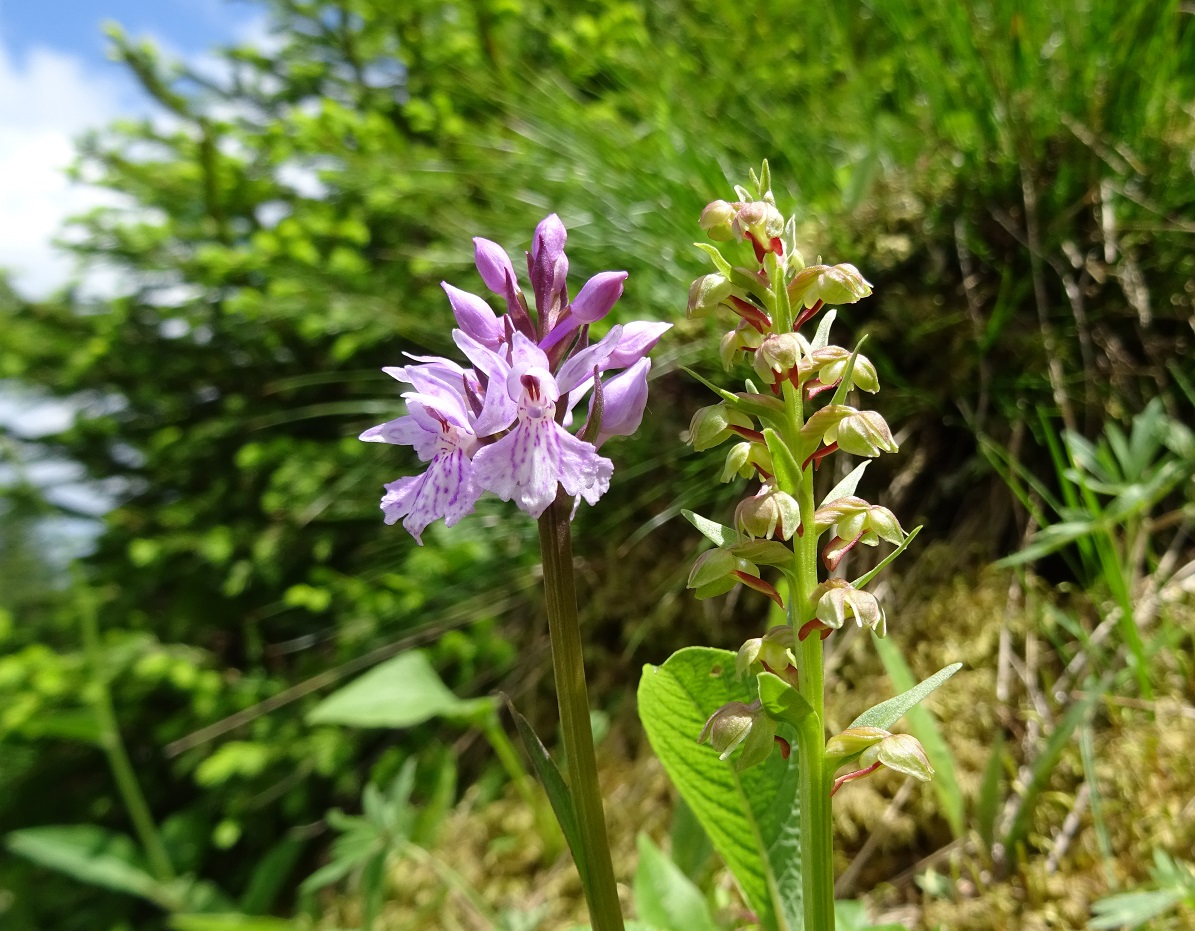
[361,214,670,541]
[638,166,958,931]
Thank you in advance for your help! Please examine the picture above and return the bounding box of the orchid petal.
[442,283,504,348]
[607,320,671,368]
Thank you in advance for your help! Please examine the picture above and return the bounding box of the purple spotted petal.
[442,283,504,349]
[593,357,651,446]
[606,320,671,368]
[472,418,612,518]
[379,448,482,544]
[453,330,518,435]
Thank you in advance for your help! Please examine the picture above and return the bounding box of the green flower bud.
[753,332,806,384]
[688,273,733,317]
[787,263,874,309]
[684,403,755,451]
[731,200,785,243]
[812,578,886,635]
[735,486,801,540]
[825,726,890,760]
[699,200,738,241]
[860,733,935,782]
[809,346,880,393]
[833,409,899,458]
[736,625,797,678]
[720,322,764,370]
[699,700,777,771]
[721,441,772,482]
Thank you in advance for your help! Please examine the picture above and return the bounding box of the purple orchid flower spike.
[360,360,483,543]
[366,212,670,541]
[465,332,614,518]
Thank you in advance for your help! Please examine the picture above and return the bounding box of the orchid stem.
[538,492,625,931]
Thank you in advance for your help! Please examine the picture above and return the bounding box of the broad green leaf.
[638,647,802,931]
[239,838,304,913]
[757,672,814,729]
[507,702,589,893]
[18,710,104,745]
[848,662,962,731]
[170,916,297,931]
[871,636,964,837]
[307,650,492,728]
[681,510,739,548]
[6,825,169,905]
[633,833,718,931]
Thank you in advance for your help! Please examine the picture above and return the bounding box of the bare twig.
[1045,781,1090,873]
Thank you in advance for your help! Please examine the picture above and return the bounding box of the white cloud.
[0,42,131,298]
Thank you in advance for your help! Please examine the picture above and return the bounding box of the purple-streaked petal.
[472,418,612,518]
[593,357,651,445]
[555,324,624,393]
[571,271,627,324]
[402,392,471,432]
[508,330,551,374]
[453,332,518,435]
[360,415,434,456]
[606,320,671,368]
[473,238,517,294]
[442,283,504,349]
[380,448,482,544]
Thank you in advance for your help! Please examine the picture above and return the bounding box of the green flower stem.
[770,257,835,930]
[79,587,176,883]
[537,493,625,931]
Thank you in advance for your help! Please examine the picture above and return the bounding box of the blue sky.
[0,0,262,297]
[0,0,258,76]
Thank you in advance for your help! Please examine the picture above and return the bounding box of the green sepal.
[756,671,815,730]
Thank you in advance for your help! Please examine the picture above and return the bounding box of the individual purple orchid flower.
[359,359,483,543]
[456,331,614,518]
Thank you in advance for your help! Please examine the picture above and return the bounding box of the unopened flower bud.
[787,263,874,310]
[688,273,733,317]
[570,270,628,324]
[859,733,935,782]
[834,409,899,457]
[812,578,886,635]
[721,441,772,482]
[809,346,879,393]
[699,200,738,241]
[817,263,873,305]
[731,200,785,243]
[736,625,797,678]
[735,486,801,540]
[699,700,777,771]
[684,404,756,451]
[720,322,764,370]
[686,549,759,600]
[825,726,890,759]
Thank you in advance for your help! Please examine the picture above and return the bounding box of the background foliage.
[2,1,1193,928]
